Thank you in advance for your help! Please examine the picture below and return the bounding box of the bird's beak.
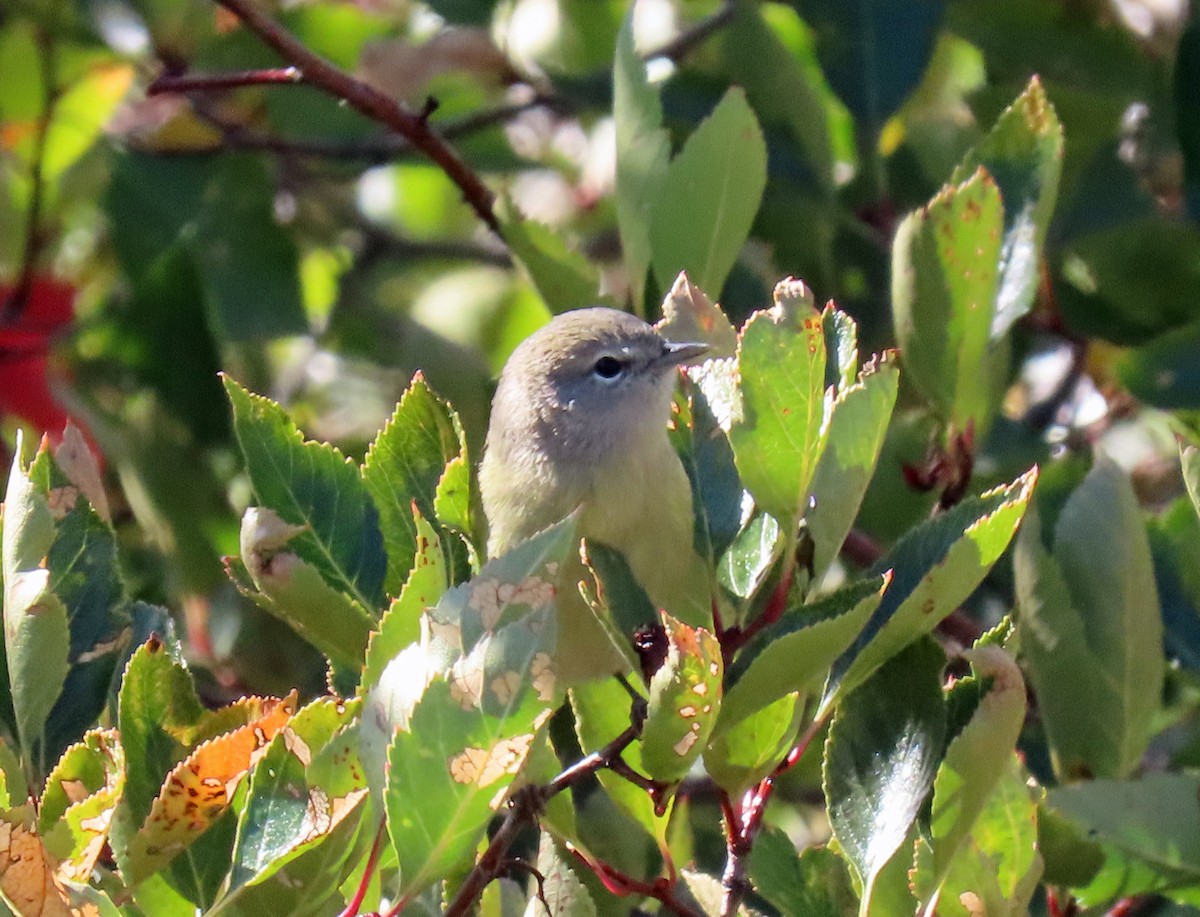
[660,340,710,367]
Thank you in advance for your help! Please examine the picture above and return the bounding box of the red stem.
[148,66,303,94]
[337,819,387,917]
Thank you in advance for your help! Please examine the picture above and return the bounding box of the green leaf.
[704,692,801,795]
[892,168,1003,429]
[724,0,836,193]
[571,678,665,847]
[499,200,603,313]
[803,0,946,144]
[523,832,596,917]
[805,354,899,582]
[236,507,375,670]
[650,87,768,298]
[1049,774,1200,887]
[670,375,742,567]
[717,512,782,607]
[434,455,479,571]
[640,615,723,785]
[950,77,1063,338]
[821,469,1036,714]
[189,157,307,341]
[363,374,467,596]
[1118,319,1200,409]
[1015,458,1163,780]
[613,4,669,313]
[824,638,946,912]
[224,697,365,903]
[748,828,857,917]
[911,647,1028,910]
[385,678,550,900]
[361,510,448,693]
[1056,218,1200,347]
[111,638,205,874]
[918,757,1042,917]
[224,377,387,613]
[39,729,124,885]
[39,61,132,182]
[363,517,573,808]
[2,436,70,780]
[21,433,130,772]
[730,279,829,522]
[719,576,886,730]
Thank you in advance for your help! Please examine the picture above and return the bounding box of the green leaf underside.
[1015,459,1163,780]
[3,443,73,778]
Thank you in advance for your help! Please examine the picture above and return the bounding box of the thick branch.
[210,0,499,233]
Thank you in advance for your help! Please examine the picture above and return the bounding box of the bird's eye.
[592,356,624,379]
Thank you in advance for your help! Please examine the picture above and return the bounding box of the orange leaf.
[128,691,297,879]
[0,806,79,917]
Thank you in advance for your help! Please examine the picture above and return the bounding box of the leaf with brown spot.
[0,805,77,917]
[126,692,297,880]
[641,614,723,785]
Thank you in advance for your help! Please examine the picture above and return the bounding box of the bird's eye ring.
[592,356,624,379]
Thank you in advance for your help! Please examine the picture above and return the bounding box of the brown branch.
[148,66,303,94]
[209,0,500,233]
[647,0,737,64]
[2,27,58,324]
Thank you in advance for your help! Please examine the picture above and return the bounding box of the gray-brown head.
[483,307,707,470]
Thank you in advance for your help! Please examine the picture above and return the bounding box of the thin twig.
[336,819,387,917]
[210,0,500,232]
[571,850,705,917]
[719,716,827,917]
[3,27,58,323]
[646,1,737,64]
[148,66,303,94]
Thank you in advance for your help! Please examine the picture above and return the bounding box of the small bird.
[479,307,710,682]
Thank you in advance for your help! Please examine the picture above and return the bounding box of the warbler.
[479,307,710,682]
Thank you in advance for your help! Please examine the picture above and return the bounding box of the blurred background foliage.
[2,0,1200,837]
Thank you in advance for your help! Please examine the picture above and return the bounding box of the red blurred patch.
[0,278,100,459]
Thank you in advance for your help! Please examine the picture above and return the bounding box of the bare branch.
[148,66,303,94]
[209,0,500,233]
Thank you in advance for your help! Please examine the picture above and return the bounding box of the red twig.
[718,716,827,916]
[337,819,388,917]
[148,66,303,94]
[570,850,704,917]
[209,0,499,233]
